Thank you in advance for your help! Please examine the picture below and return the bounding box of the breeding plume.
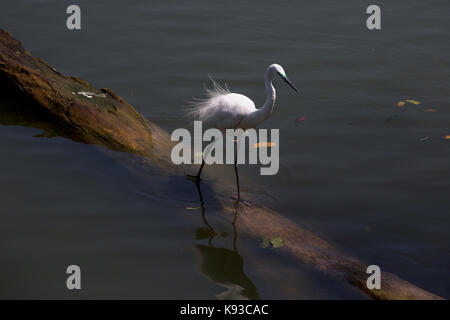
[187,64,298,199]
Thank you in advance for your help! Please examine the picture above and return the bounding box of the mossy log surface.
[0,29,443,300]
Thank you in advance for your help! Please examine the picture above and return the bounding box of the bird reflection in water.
[191,181,259,300]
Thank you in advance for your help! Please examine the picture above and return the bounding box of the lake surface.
[0,0,449,299]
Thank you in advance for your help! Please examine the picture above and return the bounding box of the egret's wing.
[185,76,231,123]
[186,77,255,131]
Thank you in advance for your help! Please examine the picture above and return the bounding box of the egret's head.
[267,63,299,93]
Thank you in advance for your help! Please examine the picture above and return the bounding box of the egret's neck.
[253,73,276,124]
[263,73,276,112]
[243,70,278,128]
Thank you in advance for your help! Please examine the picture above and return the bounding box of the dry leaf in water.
[185,206,201,211]
[397,101,406,107]
[295,116,306,123]
[405,99,421,105]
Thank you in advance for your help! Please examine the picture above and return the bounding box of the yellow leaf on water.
[405,99,421,105]
[423,108,438,112]
[420,137,431,142]
[397,101,406,107]
[445,135,450,140]
[253,142,276,148]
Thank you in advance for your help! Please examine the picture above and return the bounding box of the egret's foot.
[186,174,201,183]
[230,195,241,206]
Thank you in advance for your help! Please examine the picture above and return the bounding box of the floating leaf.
[445,135,450,140]
[261,236,270,248]
[185,206,201,211]
[270,237,285,248]
[295,116,306,123]
[253,142,276,148]
[397,101,406,107]
[405,99,421,105]
[420,137,431,142]
[423,108,438,112]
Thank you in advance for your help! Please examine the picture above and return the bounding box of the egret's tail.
[185,75,230,124]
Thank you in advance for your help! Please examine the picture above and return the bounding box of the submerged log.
[0,29,443,300]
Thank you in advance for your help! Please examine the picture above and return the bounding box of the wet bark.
[0,29,443,300]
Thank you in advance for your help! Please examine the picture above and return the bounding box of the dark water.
[0,0,449,298]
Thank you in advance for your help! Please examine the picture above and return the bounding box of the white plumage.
[187,80,253,130]
[188,64,298,131]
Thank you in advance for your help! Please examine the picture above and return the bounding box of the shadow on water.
[191,180,260,300]
[0,74,81,140]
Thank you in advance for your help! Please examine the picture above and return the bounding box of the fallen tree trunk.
[0,29,443,300]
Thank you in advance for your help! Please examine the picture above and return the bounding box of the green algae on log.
[0,29,443,300]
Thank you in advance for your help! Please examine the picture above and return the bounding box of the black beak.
[277,72,299,93]
[283,76,299,93]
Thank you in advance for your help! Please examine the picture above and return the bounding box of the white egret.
[187,63,298,199]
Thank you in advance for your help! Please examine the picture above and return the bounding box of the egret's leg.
[186,159,204,183]
[193,172,205,204]
[187,139,216,183]
[196,160,205,180]
[234,140,241,201]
